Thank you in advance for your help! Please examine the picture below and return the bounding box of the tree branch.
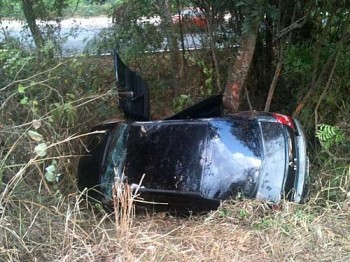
[274,15,307,41]
[264,57,282,112]
[0,61,67,92]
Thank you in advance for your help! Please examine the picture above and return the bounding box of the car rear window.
[200,119,262,199]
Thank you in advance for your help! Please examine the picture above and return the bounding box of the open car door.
[114,50,223,121]
[114,51,150,121]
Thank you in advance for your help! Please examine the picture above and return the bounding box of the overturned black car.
[78,53,309,212]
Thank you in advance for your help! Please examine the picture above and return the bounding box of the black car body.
[78,52,309,212]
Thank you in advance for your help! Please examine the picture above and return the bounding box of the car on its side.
[78,52,309,212]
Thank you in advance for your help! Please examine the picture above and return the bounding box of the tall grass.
[1,49,350,261]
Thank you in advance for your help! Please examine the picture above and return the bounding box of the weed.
[316,124,345,150]
[172,94,193,112]
[239,208,249,219]
[186,53,215,96]
[217,207,231,218]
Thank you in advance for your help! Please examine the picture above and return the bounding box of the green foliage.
[284,44,313,76]
[34,142,48,157]
[62,0,117,17]
[0,0,23,18]
[238,208,248,219]
[44,161,60,182]
[236,0,276,34]
[0,0,68,19]
[186,53,214,96]
[0,43,118,196]
[27,130,44,142]
[85,0,163,58]
[0,0,117,19]
[51,100,78,126]
[254,216,276,230]
[316,124,345,150]
[316,163,350,202]
[0,48,33,77]
[294,209,314,223]
[172,94,193,112]
[217,207,232,218]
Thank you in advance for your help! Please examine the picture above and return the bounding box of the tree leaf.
[34,143,47,157]
[28,130,44,142]
[32,119,42,129]
[45,171,56,182]
[20,96,29,105]
[18,84,26,94]
[45,164,56,173]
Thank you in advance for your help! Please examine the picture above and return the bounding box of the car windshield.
[102,118,262,199]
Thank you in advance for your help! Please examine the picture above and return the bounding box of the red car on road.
[172,8,206,29]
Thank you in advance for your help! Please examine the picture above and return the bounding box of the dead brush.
[112,168,145,235]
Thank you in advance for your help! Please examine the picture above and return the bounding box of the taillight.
[272,113,295,130]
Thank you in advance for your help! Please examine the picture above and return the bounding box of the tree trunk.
[159,0,180,77]
[223,24,259,112]
[206,8,221,90]
[21,0,45,49]
[176,0,186,77]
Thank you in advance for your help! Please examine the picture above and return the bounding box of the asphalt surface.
[0,16,216,56]
[0,17,113,56]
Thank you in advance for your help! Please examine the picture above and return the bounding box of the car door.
[114,50,150,121]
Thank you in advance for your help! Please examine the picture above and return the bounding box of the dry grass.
[1,54,350,262]
[1,185,350,262]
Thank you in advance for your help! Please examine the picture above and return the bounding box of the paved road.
[0,17,113,56]
[0,16,214,56]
